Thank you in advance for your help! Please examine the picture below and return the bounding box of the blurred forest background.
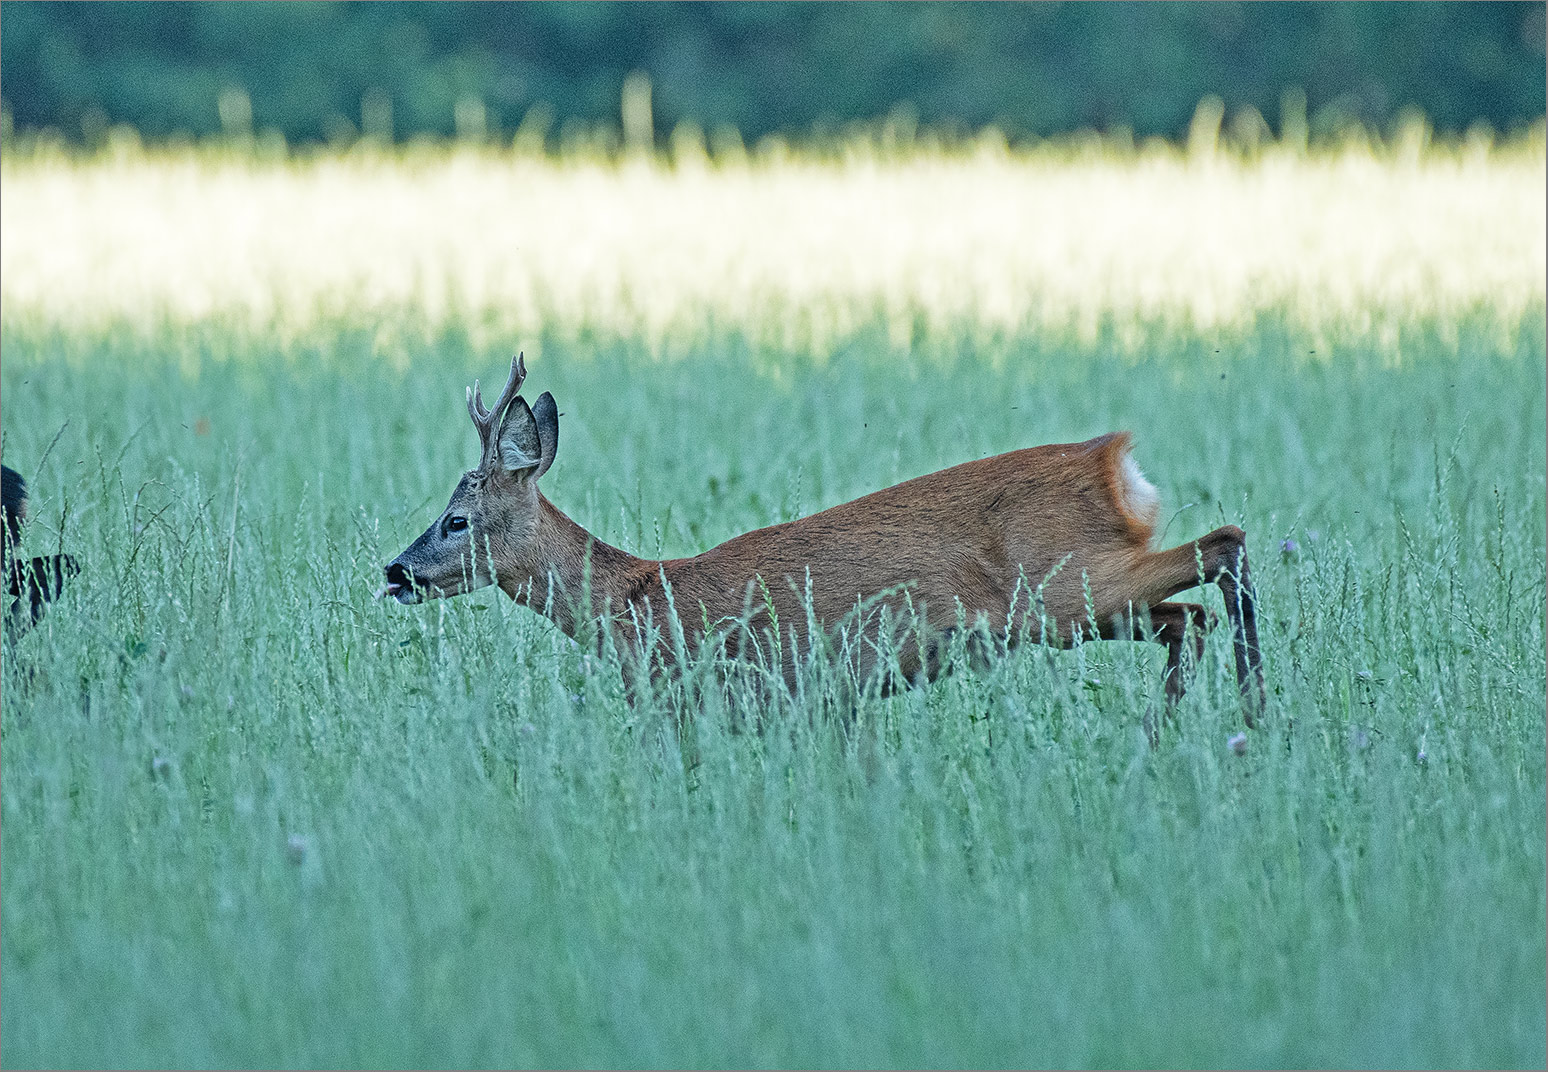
[3,0,1544,147]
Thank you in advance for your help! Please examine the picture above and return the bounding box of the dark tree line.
[2,1,1543,146]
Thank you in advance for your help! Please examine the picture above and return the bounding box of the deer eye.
[446,515,469,534]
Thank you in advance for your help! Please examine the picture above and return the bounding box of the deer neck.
[498,493,655,638]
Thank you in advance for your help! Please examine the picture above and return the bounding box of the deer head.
[383,354,558,603]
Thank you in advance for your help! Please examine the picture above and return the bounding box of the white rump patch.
[1117,450,1161,541]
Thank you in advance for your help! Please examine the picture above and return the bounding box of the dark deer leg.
[1132,525,1267,727]
[1211,538,1264,726]
[7,553,79,633]
[1152,601,1210,706]
[1101,601,1209,703]
[1105,601,1209,745]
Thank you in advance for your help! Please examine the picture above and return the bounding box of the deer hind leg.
[1097,601,1208,701]
[1098,601,1207,747]
[1130,525,1266,726]
[1148,601,1210,705]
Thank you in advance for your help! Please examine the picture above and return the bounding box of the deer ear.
[494,397,543,476]
[531,391,558,480]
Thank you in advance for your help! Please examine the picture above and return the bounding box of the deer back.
[640,432,1160,652]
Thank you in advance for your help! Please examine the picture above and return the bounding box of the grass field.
[2,130,1545,1068]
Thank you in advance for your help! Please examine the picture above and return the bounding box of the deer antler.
[466,353,527,462]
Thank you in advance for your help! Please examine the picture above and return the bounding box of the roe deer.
[3,463,79,636]
[383,356,1264,724]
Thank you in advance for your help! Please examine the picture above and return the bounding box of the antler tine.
[487,352,527,426]
[465,353,528,448]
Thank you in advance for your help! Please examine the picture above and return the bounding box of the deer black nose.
[384,562,411,589]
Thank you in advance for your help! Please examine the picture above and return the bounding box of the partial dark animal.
[4,463,79,635]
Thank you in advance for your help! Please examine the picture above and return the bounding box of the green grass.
[2,317,1545,1068]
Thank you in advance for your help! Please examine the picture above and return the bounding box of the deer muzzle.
[381,560,422,604]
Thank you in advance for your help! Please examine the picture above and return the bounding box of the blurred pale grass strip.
[2,126,1543,355]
